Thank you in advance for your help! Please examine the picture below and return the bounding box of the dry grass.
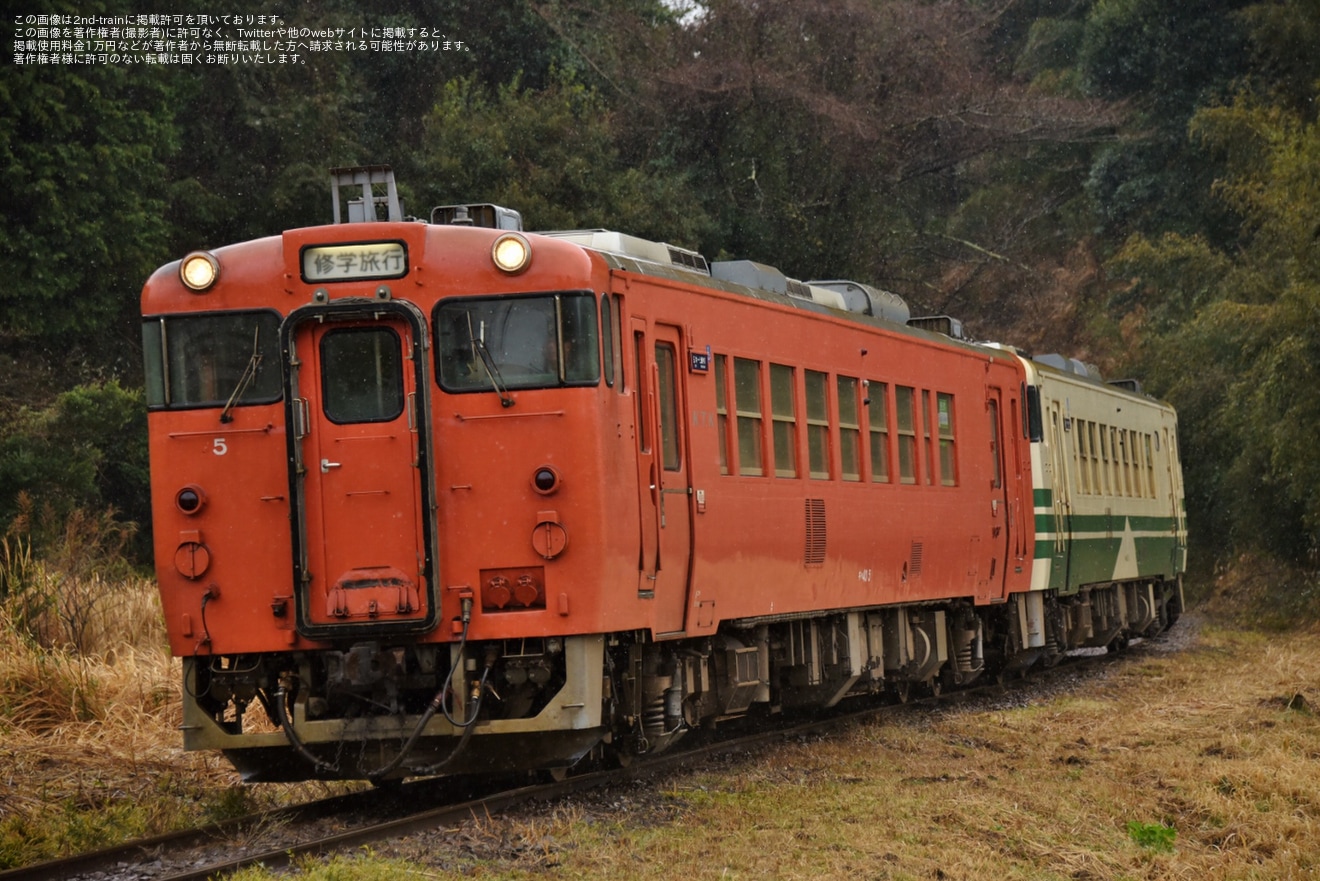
[346,616,1320,881]
[0,544,346,868]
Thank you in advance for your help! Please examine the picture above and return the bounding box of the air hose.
[273,596,493,781]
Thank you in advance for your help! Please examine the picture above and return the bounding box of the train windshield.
[142,311,283,409]
[435,293,600,392]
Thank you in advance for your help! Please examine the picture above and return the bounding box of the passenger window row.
[1072,420,1159,499]
[713,354,958,486]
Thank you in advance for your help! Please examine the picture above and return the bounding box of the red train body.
[142,168,1183,781]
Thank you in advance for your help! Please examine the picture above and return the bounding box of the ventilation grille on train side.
[805,499,827,567]
[909,541,924,578]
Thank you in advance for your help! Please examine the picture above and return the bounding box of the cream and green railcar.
[1020,354,1186,654]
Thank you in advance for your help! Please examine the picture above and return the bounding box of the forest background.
[3,0,1320,609]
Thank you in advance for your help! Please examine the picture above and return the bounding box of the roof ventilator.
[907,315,966,340]
[432,204,524,231]
[540,230,709,275]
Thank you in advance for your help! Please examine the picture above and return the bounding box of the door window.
[656,342,681,471]
[320,327,405,423]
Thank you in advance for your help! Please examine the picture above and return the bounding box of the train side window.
[600,294,615,388]
[1136,430,1148,498]
[988,400,1002,489]
[921,390,935,485]
[656,343,681,471]
[1093,425,1103,493]
[867,380,890,483]
[896,385,917,484]
[806,370,830,479]
[1025,385,1043,442]
[1097,425,1110,495]
[937,392,957,487]
[838,376,861,482]
[1114,433,1124,499]
[320,327,405,424]
[1145,433,1156,497]
[1126,430,1138,497]
[715,355,731,475]
[612,296,625,391]
[1088,423,1101,494]
[1076,419,1090,494]
[1137,431,1144,497]
[1129,430,1138,496]
[770,363,798,478]
[1110,426,1121,496]
[1071,417,1084,494]
[734,357,765,476]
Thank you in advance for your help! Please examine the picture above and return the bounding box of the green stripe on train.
[1032,531,1184,591]
[1034,513,1181,534]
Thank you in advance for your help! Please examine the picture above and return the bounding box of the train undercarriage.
[187,578,1183,783]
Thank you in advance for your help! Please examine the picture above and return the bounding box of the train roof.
[330,167,1149,383]
[1004,345,1173,411]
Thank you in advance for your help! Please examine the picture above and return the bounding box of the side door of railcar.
[1045,397,1072,592]
[283,301,439,639]
[631,318,694,635]
[983,387,1012,601]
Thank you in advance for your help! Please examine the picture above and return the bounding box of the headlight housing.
[491,233,531,274]
[180,251,220,291]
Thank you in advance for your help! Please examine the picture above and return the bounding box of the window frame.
[734,357,766,477]
[805,369,831,480]
[936,391,957,487]
[142,308,284,411]
[433,291,601,394]
[867,380,891,484]
[319,325,407,425]
[770,363,799,478]
[896,385,918,484]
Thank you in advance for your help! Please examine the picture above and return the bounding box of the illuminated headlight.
[491,233,531,274]
[179,251,220,291]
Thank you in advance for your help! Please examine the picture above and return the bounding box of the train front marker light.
[532,465,560,494]
[175,485,207,514]
[180,251,220,291]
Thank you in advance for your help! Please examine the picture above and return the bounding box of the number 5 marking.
[213,438,228,456]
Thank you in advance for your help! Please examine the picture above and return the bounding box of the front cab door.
[283,301,438,639]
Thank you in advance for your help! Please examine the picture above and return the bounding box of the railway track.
[1,636,1169,881]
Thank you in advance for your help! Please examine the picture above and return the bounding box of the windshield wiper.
[468,316,515,408]
[220,327,263,423]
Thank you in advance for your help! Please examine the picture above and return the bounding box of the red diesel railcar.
[141,167,1172,782]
